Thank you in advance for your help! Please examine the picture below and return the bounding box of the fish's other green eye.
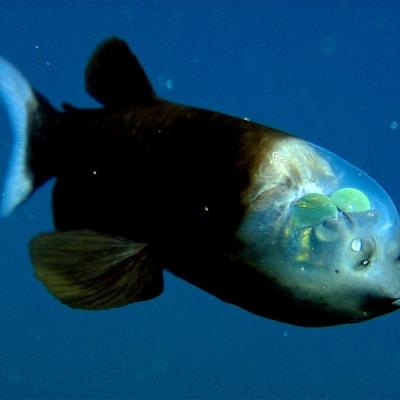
[330,188,371,213]
[291,193,338,229]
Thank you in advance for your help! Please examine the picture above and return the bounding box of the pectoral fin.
[29,230,163,310]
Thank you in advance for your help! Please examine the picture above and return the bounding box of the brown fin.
[29,230,163,310]
[85,37,155,108]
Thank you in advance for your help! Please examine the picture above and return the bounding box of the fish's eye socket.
[356,254,373,269]
[350,238,374,269]
[360,258,372,267]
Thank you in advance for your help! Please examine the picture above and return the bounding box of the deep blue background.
[0,2,400,399]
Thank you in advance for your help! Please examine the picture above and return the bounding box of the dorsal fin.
[85,37,155,108]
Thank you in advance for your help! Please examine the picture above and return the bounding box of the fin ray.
[30,230,163,310]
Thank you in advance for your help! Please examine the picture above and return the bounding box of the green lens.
[330,188,371,213]
[291,193,338,228]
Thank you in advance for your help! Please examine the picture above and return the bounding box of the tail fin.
[0,57,56,216]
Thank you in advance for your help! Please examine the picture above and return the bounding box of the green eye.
[291,193,338,228]
[330,188,371,213]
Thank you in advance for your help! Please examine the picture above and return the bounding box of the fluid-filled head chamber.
[236,136,400,326]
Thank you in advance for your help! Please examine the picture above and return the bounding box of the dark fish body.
[1,38,400,327]
[51,98,288,322]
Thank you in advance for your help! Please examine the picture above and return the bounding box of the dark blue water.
[0,2,399,399]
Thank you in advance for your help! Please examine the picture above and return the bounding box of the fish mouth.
[392,298,400,307]
[363,297,400,315]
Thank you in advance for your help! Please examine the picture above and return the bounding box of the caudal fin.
[0,57,56,216]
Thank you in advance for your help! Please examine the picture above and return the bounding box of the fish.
[0,37,399,327]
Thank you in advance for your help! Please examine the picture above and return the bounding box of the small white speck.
[34,45,39,50]
[243,117,250,122]
[166,79,174,90]
[157,129,162,134]
[390,121,398,130]
[204,206,209,212]
[92,170,97,176]
[351,238,362,252]
[45,61,50,67]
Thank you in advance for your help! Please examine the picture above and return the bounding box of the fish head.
[236,136,400,326]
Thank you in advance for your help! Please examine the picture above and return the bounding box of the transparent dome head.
[236,137,400,325]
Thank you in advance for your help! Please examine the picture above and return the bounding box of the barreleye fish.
[0,38,400,327]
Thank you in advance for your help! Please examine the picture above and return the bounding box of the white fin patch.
[0,57,37,216]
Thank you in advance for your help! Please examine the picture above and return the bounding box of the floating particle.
[321,36,337,56]
[376,16,388,29]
